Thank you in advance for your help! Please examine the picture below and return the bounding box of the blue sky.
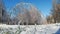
[3,0,52,17]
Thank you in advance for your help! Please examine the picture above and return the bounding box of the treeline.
[47,0,60,24]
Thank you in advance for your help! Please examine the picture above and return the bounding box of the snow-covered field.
[0,23,60,34]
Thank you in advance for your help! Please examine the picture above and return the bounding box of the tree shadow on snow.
[55,28,60,34]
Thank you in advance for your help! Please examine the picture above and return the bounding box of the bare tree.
[0,0,3,22]
[0,0,11,24]
[51,0,60,23]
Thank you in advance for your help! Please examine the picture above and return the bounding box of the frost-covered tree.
[11,3,47,25]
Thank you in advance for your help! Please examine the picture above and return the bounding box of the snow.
[0,23,60,34]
